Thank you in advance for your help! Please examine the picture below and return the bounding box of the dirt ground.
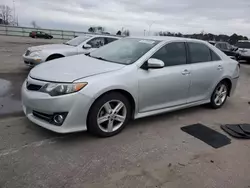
[0,36,250,188]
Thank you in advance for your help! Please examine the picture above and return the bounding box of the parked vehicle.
[29,31,53,39]
[235,40,250,62]
[22,37,240,137]
[209,41,239,60]
[23,35,120,66]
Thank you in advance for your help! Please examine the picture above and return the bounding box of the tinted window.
[225,43,232,50]
[90,38,159,65]
[221,43,227,50]
[235,42,250,49]
[210,50,221,61]
[188,42,211,63]
[151,42,187,66]
[87,37,105,48]
[105,37,118,44]
[215,43,222,49]
[65,36,91,46]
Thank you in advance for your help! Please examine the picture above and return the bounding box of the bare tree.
[96,26,105,33]
[0,5,13,25]
[88,27,96,33]
[88,26,105,33]
[31,20,37,28]
[123,29,130,36]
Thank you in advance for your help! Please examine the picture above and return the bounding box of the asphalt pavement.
[1,36,250,188]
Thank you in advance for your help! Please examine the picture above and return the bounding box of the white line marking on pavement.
[0,136,65,157]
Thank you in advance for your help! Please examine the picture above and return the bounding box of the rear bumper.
[229,77,239,96]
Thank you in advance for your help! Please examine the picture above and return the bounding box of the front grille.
[25,50,31,56]
[27,84,42,91]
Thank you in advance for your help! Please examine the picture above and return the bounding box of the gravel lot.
[0,36,250,188]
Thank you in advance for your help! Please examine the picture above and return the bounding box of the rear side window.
[188,42,211,63]
[151,42,187,66]
[210,50,221,61]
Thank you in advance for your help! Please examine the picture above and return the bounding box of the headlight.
[40,82,88,96]
[29,51,41,57]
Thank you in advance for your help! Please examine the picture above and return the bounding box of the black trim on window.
[185,42,191,64]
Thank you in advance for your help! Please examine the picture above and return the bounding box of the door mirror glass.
[147,58,164,69]
[83,44,92,49]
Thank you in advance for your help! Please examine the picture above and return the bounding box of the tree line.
[155,31,248,45]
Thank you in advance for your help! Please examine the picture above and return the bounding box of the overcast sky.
[2,0,250,36]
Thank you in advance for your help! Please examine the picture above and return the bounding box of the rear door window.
[188,42,211,63]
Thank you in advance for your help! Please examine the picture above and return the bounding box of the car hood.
[29,55,125,82]
[237,48,250,56]
[29,44,74,51]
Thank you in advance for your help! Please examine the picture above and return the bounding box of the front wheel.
[210,82,229,109]
[87,92,131,137]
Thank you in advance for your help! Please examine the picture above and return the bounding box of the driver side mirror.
[83,44,92,49]
[142,58,165,70]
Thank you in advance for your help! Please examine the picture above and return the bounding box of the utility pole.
[13,0,16,25]
[148,22,153,36]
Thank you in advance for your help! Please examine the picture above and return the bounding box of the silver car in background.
[23,35,120,66]
[22,36,240,137]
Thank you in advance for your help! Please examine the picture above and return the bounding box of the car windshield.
[64,36,91,46]
[235,42,250,49]
[89,38,160,65]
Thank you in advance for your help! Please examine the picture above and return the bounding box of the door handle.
[217,65,223,70]
[181,69,190,75]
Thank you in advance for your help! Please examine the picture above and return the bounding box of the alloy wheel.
[97,100,127,133]
[214,84,228,106]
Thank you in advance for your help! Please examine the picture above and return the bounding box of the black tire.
[87,92,131,137]
[46,54,64,61]
[210,81,229,109]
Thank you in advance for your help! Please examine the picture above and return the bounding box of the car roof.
[79,34,121,38]
[127,36,208,43]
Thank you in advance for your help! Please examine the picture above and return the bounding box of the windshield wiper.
[63,42,70,46]
[87,55,121,64]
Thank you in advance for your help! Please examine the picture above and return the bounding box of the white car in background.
[23,35,120,66]
[235,40,250,62]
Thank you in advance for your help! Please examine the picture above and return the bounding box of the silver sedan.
[22,35,120,67]
[22,36,240,137]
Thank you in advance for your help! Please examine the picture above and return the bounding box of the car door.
[138,42,191,113]
[187,42,223,103]
[37,32,42,38]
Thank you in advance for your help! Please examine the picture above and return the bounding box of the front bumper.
[23,54,45,67]
[21,79,93,133]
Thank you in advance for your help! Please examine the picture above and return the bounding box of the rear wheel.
[210,81,229,109]
[87,92,131,137]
